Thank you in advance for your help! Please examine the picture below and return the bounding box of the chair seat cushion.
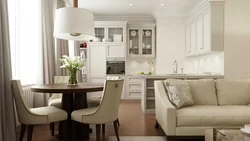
[30,106,67,123]
[71,106,99,123]
[48,98,62,108]
[177,105,250,127]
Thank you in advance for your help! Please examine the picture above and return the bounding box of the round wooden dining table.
[30,83,104,140]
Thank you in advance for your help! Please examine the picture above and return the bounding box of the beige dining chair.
[11,80,68,141]
[71,80,124,141]
[48,76,102,135]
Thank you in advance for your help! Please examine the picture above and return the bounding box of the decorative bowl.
[131,30,137,36]
[94,38,101,42]
[145,31,151,36]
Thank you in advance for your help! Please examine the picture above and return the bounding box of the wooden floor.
[18,101,164,141]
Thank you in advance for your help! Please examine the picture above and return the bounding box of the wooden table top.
[30,83,104,93]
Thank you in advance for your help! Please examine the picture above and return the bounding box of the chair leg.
[116,118,120,127]
[102,124,105,133]
[50,123,54,136]
[96,124,101,141]
[113,120,120,141]
[19,124,26,141]
[27,125,34,141]
[155,120,160,129]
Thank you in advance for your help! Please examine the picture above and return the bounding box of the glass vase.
[68,70,78,85]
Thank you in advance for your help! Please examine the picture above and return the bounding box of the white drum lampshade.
[53,7,95,41]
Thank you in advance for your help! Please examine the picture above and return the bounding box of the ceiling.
[76,0,204,17]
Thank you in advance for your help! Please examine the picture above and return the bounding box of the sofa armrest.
[154,81,176,136]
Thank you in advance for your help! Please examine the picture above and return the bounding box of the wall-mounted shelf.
[147,87,154,89]
[146,97,155,100]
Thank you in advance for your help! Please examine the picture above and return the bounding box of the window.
[8,0,41,85]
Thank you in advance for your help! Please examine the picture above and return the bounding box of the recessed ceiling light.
[129,4,132,6]
[161,4,164,6]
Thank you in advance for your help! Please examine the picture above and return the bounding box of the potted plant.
[59,55,84,85]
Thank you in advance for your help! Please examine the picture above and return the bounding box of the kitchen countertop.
[126,74,224,79]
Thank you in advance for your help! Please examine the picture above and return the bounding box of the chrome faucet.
[173,60,178,74]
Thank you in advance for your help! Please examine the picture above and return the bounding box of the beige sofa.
[155,79,250,139]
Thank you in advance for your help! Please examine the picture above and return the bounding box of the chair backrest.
[49,76,69,100]
[11,80,32,123]
[106,76,120,80]
[95,80,124,122]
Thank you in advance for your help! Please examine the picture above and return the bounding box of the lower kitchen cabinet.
[125,76,141,100]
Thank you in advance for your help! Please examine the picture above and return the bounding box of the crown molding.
[94,14,156,24]
[191,0,225,14]
[153,11,190,20]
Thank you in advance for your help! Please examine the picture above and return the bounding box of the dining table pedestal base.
[56,92,92,140]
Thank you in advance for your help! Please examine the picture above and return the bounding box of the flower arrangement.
[59,55,84,85]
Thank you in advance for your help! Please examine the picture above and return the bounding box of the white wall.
[184,52,224,74]
[155,18,185,74]
[224,0,250,79]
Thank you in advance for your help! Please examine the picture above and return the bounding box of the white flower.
[59,55,84,72]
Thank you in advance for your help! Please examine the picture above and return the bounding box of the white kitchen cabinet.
[89,21,127,58]
[88,44,106,76]
[185,25,191,56]
[185,1,224,57]
[125,76,141,99]
[87,44,106,98]
[196,16,204,54]
[203,11,211,53]
[106,44,125,58]
[190,22,197,55]
[127,24,156,58]
[91,21,127,44]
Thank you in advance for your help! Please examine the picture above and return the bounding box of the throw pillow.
[164,79,195,109]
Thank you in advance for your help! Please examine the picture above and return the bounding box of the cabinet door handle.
[107,46,109,56]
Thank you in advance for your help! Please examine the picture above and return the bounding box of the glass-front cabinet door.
[128,28,140,55]
[94,27,105,42]
[107,27,124,43]
[141,28,153,56]
[127,27,155,58]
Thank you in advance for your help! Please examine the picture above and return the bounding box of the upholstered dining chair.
[49,76,103,135]
[71,80,124,141]
[11,80,68,141]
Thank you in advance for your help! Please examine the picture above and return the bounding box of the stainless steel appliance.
[106,58,125,74]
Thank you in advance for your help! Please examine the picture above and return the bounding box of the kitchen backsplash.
[184,52,224,74]
[126,59,155,74]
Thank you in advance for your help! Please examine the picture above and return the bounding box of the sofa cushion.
[164,79,194,109]
[177,105,250,127]
[188,79,218,105]
[216,79,250,105]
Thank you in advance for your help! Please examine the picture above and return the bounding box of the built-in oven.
[106,58,125,74]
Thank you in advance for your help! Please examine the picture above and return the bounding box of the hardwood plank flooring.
[17,101,164,141]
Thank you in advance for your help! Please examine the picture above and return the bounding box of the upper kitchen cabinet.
[107,27,124,43]
[185,1,225,57]
[89,21,127,44]
[128,24,156,58]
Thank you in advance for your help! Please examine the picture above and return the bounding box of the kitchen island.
[140,74,224,114]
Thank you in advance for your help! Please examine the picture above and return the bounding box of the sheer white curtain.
[8,0,41,85]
